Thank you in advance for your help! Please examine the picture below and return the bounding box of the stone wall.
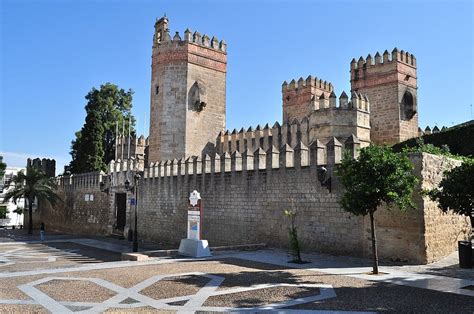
[37,152,468,265]
[111,152,468,264]
[364,153,470,264]
[28,172,111,235]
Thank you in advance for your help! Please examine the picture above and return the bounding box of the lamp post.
[125,172,141,252]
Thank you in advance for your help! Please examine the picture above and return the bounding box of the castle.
[40,16,469,264]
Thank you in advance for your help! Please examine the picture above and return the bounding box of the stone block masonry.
[108,148,468,264]
[28,172,111,236]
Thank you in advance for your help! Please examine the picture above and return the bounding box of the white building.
[0,167,25,228]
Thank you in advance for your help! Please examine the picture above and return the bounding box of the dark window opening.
[155,85,159,95]
[401,91,416,120]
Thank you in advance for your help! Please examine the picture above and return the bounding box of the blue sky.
[1,0,473,171]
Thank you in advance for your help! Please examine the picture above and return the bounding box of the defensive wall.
[30,146,470,264]
[113,151,470,263]
[28,172,111,236]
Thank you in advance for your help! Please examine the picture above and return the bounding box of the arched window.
[401,91,416,120]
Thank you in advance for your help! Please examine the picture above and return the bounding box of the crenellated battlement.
[109,135,361,181]
[313,90,370,112]
[156,28,227,53]
[351,48,416,70]
[282,75,334,93]
[153,15,226,53]
[57,171,107,191]
[282,75,335,122]
[216,91,370,155]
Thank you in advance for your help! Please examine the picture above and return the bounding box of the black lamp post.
[125,172,141,252]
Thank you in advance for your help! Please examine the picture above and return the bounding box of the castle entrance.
[115,193,127,231]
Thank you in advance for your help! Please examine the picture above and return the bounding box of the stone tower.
[148,16,227,163]
[282,76,334,122]
[350,48,418,145]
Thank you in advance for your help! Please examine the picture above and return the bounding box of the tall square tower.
[148,17,227,163]
[350,48,418,145]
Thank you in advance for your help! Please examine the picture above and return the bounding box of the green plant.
[336,146,418,274]
[392,123,474,158]
[3,167,60,234]
[69,83,135,173]
[0,205,7,219]
[399,137,471,162]
[427,160,474,241]
[0,156,6,182]
[13,207,24,215]
[284,209,302,263]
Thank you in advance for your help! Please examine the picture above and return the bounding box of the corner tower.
[350,48,418,145]
[148,16,227,163]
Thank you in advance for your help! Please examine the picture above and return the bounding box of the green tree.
[336,146,418,274]
[0,155,6,182]
[3,167,60,234]
[69,83,135,173]
[427,160,474,240]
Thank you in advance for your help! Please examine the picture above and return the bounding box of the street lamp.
[125,172,141,252]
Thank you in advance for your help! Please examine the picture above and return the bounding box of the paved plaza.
[0,231,473,313]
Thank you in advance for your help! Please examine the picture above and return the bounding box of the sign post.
[178,190,212,257]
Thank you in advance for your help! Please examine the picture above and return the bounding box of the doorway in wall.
[115,193,127,231]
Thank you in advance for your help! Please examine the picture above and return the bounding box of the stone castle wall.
[28,172,111,235]
[363,153,470,263]
[107,150,468,264]
[34,152,470,264]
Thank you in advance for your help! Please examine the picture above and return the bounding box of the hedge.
[392,122,474,157]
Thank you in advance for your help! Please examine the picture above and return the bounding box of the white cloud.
[0,151,69,175]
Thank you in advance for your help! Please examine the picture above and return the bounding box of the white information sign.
[187,211,201,240]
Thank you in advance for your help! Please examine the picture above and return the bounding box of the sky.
[1,0,473,172]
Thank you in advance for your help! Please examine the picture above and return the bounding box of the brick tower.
[350,48,418,145]
[148,16,227,163]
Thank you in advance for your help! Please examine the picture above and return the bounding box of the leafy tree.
[427,160,474,240]
[336,146,418,274]
[69,83,135,173]
[13,207,24,216]
[3,167,60,234]
[0,155,6,182]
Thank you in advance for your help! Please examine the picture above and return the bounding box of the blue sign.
[130,198,136,205]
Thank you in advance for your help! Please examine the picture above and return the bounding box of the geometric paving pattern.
[0,245,98,267]
[0,272,354,313]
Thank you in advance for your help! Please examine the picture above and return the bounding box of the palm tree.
[3,167,60,235]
